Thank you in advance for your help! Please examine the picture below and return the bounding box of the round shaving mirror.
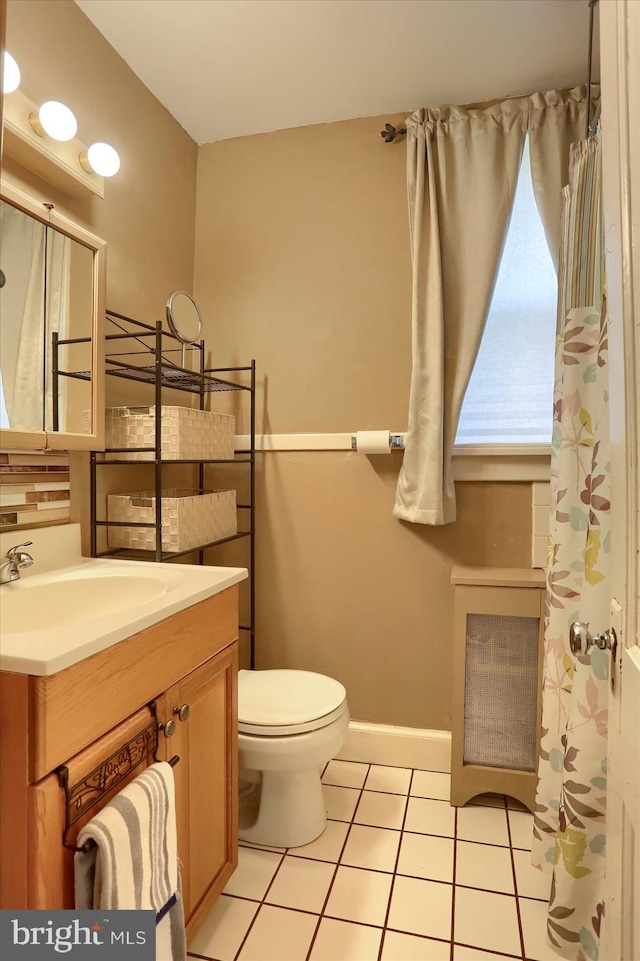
[166,290,202,344]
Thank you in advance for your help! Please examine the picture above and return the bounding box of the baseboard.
[336,721,451,773]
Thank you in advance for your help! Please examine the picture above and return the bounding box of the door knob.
[569,621,617,659]
[173,703,190,722]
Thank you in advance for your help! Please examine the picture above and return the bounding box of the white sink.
[0,526,247,676]
[1,570,170,632]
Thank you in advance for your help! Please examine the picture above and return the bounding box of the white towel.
[74,761,186,961]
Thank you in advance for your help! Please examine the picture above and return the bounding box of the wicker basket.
[107,488,237,553]
[102,406,235,461]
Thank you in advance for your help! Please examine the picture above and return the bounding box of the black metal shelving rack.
[55,310,256,668]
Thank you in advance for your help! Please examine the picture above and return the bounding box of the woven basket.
[107,488,237,553]
[103,406,235,461]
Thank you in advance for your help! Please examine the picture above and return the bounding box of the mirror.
[166,290,202,345]
[0,181,105,450]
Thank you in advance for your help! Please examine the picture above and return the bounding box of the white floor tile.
[455,840,515,894]
[222,847,283,900]
[189,894,258,961]
[364,764,413,795]
[457,804,510,847]
[513,848,552,901]
[519,896,566,960]
[404,797,456,838]
[264,855,335,913]
[309,918,383,960]
[324,865,393,927]
[387,875,453,940]
[237,904,317,961]
[453,887,521,956]
[288,819,349,862]
[454,947,520,960]
[397,832,454,883]
[322,759,369,789]
[382,929,451,960]
[508,809,535,851]
[355,790,407,830]
[324,784,361,822]
[410,771,451,802]
[341,824,401,873]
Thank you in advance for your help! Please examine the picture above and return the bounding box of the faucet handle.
[7,540,33,558]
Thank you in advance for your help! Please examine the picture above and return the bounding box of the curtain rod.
[379,123,406,144]
[380,0,600,144]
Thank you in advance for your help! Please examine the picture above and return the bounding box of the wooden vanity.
[0,585,239,942]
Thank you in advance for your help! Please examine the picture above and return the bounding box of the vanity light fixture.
[30,101,78,142]
[3,52,21,94]
[79,142,120,178]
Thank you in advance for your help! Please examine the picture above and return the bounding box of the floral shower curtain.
[532,129,610,961]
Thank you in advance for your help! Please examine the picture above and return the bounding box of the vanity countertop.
[0,524,247,676]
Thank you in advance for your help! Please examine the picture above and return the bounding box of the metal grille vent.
[463,613,539,772]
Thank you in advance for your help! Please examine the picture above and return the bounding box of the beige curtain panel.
[394,86,598,527]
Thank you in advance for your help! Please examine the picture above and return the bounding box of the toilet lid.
[238,669,347,727]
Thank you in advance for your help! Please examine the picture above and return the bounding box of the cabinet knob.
[159,718,176,738]
[174,703,190,722]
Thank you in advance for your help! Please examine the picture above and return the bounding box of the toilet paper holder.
[350,433,405,450]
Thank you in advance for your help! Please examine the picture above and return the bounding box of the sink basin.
[0,554,248,676]
[1,573,169,633]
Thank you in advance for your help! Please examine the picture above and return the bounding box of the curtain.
[529,87,600,270]
[532,130,610,961]
[43,228,71,431]
[4,216,70,432]
[0,204,45,430]
[394,87,596,526]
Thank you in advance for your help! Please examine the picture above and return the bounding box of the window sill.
[452,447,550,481]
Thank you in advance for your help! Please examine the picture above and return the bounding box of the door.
[159,643,238,935]
[600,2,640,959]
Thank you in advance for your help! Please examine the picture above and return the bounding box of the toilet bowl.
[237,669,349,848]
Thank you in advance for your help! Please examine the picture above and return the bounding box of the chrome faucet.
[0,541,34,584]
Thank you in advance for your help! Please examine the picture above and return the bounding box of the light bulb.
[30,101,78,141]
[3,52,20,94]
[80,142,121,178]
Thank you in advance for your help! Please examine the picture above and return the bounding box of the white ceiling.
[74,0,597,145]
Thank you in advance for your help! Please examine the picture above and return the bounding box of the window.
[455,137,557,447]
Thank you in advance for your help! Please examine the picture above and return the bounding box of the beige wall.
[195,117,533,731]
[2,0,199,547]
[4,0,197,319]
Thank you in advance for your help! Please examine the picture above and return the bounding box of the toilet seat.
[238,669,348,737]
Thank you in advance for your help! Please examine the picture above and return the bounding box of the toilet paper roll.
[355,430,391,454]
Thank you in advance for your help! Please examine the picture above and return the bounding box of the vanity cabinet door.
[160,642,238,936]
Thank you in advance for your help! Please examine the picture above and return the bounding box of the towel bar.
[58,706,180,853]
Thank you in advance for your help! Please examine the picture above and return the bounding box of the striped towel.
[74,761,186,961]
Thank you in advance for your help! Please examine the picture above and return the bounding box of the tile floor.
[188,761,562,961]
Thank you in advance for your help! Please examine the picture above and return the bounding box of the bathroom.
[1,1,639,960]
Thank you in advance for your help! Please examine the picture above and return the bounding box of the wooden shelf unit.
[450,566,546,813]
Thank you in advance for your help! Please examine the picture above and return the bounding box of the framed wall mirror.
[0,180,106,450]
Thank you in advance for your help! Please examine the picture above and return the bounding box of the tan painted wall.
[2,0,199,547]
[4,0,196,318]
[195,117,532,731]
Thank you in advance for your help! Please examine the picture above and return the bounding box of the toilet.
[237,669,349,848]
